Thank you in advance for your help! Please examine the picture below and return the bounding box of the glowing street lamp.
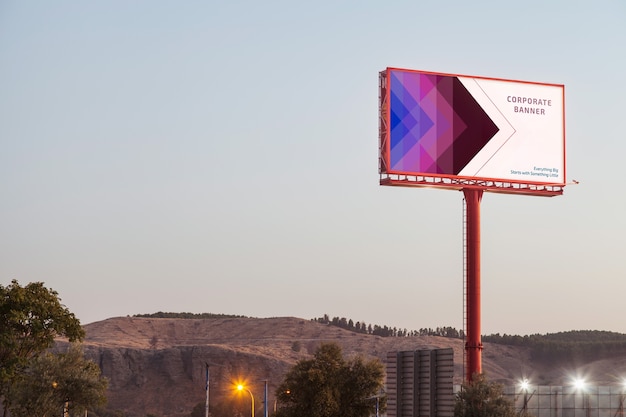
[237,384,255,417]
[518,379,534,414]
[574,378,586,391]
[572,377,589,416]
[52,381,69,417]
[520,379,530,392]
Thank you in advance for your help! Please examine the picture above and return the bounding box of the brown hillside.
[60,316,626,417]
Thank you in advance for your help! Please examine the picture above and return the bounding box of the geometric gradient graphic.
[390,71,500,174]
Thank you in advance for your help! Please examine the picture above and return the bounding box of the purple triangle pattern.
[389,70,499,175]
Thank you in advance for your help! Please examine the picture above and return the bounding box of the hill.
[61,316,626,417]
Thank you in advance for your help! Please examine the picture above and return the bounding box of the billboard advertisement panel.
[379,68,565,188]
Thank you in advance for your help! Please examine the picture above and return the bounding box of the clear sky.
[1,0,625,336]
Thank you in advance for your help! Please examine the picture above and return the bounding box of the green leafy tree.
[274,343,385,417]
[0,280,85,415]
[6,343,108,417]
[454,374,524,417]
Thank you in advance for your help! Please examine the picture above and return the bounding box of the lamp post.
[52,381,69,417]
[519,379,535,414]
[573,378,588,417]
[237,384,255,417]
[365,395,381,417]
[262,379,268,417]
[618,380,626,417]
[374,396,380,417]
[205,364,210,417]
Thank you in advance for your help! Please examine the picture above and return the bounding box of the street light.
[52,381,69,417]
[237,384,255,417]
[262,379,268,417]
[574,378,586,391]
[365,395,381,417]
[518,378,534,414]
[205,364,210,417]
[572,377,589,417]
[618,379,626,417]
[520,379,530,392]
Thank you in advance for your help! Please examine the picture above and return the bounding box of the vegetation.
[483,330,626,364]
[312,314,464,339]
[134,311,466,338]
[7,344,108,417]
[314,314,626,365]
[134,311,626,367]
[133,312,248,319]
[454,374,525,417]
[274,342,385,417]
[0,280,85,415]
[0,280,106,416]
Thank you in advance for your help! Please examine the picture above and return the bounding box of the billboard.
[379,68,565,193]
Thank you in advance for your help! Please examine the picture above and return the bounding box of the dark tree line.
[312,314,465,339]
[134,312,247,319]
[483,330,626,364]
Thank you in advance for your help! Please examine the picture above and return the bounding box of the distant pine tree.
[133,312,247,319]
[312,314,463,339]
[483,330,626,364]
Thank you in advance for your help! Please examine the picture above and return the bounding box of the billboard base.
[380,174,563,197]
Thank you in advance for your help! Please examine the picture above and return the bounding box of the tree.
[6,343,108,417]
[274,343,385,417]
[454,374,521,417]
[0,280,85,415]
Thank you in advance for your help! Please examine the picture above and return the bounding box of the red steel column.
[464,188,483,381]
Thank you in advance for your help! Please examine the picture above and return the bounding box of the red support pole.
[464,188,483,381]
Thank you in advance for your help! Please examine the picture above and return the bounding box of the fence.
[503,385,626,417]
